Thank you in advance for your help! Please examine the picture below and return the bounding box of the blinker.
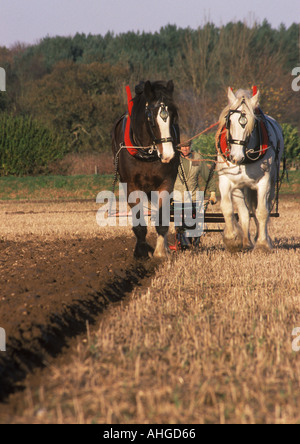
[145,102,156,127]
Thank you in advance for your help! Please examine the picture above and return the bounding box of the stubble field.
[0,194,299,424]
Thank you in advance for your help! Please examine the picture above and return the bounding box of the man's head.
[180,141,192,157]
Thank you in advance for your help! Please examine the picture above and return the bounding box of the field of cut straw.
[1,194,299,424]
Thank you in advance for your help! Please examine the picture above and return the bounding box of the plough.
[169,203,280,252]
[110,203,280,252]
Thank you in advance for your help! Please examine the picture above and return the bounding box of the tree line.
[0,20,299,175]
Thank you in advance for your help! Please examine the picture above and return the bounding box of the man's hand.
[209,192,217,205]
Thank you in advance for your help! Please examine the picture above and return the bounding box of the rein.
[177,122,220,148]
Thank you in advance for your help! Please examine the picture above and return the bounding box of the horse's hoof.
[223,236,243,253]
[223,225,244,253]
[134,243,154,259]
[153,247,170,259]
[254,241,273,253]
[242,240,254,251]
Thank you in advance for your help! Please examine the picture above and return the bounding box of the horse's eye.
[239,115,248,128]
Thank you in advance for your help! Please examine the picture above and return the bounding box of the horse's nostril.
[229,155,239,165]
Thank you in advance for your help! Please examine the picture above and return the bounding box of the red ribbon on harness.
[218,126,230,158]
[126,85,134,116]
[124,85,138,156]
[259,116,268,156]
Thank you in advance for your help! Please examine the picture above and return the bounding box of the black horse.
[112,80,180,258]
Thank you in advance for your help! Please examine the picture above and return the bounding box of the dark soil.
[0,235,159,404]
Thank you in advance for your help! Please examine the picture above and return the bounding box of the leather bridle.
[145,101,174,146]
[225,99,250,148]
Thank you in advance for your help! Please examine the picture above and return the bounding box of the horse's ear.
[250,89,260,109]
[227,87,236,105]
[135,81,145,95]
[167,80,174,94]
[144,81,154,101]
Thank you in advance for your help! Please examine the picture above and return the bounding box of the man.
[172,139,217,248]
[174,140,217,203]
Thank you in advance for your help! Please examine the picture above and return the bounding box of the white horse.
[216,87,284,252]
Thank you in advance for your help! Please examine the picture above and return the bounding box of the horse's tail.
[245,188,258,214]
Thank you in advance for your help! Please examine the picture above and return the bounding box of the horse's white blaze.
[157,106,174,163]
[229,111,247,164]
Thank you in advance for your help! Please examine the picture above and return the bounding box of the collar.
[181,151,194,159]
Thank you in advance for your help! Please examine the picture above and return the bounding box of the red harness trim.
[124,115,138,156]
[124,86,138,156]
[219,126,230,158]
[259,117,268,156]
[126,85,134,116]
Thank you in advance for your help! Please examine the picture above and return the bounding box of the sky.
[0,0,299,48]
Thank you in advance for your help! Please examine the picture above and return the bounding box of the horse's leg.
[255,181,272,252]
[245,188,259,242]
[232,189,253,250]
[151,191,171,259]
[219,177,243,252]
[154,224,169,258]
[132,212,154,259]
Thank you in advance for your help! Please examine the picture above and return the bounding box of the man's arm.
[195,154,217,204]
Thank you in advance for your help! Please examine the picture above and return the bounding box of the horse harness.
[217,101,270,164]
[217,100,286,214]
[119,100,179,162]
[111,93,180,203]
[121,113,159,161]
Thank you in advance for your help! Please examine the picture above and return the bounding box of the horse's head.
[220,87,260,165]
[133,80,178,164]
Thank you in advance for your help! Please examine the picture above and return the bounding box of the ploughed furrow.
[0,236,160,401]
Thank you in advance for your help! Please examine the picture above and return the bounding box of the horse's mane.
[218,89,258,136]
[134,80,175,103]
